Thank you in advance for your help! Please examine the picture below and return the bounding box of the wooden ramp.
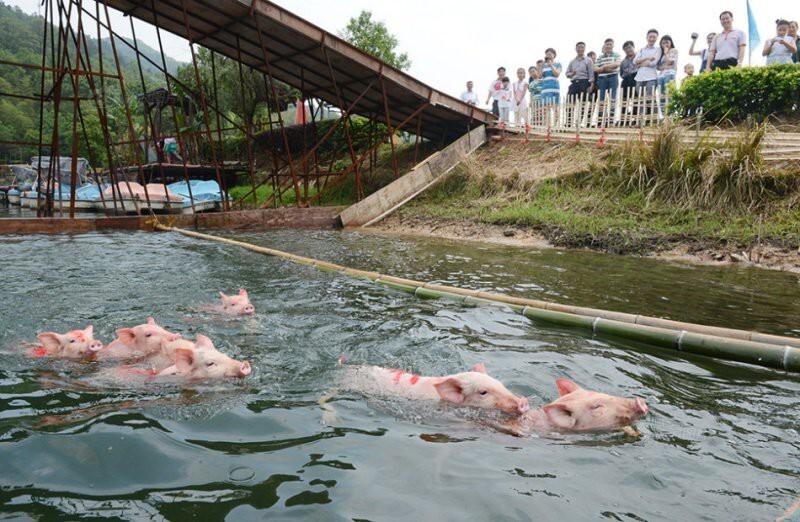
[338,126,487,227]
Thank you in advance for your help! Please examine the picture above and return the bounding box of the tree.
[338,10,411,71]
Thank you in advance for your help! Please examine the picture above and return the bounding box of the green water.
[0,229,798,520]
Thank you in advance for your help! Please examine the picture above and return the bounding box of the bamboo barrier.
[153,223,800,373]
[526,86,667,130]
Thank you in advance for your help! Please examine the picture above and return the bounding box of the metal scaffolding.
[0,0,491,218]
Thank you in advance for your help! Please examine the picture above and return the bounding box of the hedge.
[669,64,800,124]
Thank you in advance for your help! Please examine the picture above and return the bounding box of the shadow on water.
[0,229,798,519]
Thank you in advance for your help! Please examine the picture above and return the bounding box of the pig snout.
[239,361,252,377]
[242,304,255,315]
[498,395,530,415]
[89,340,104,352]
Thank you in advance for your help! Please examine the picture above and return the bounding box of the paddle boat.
[9,157,96,210]
[97,182,185,213]
[166,179,228,214]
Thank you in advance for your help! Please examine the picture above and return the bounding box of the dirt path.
[371,214,800,274]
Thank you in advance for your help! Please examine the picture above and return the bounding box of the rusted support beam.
[0,58,121,79]
[321,45,360,200]
[102,1,148,214]
[311,101,430,204]
[379,73,400,179]
[252,12,303,206]
[234,34,259,207]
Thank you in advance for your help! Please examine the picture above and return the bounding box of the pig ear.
[195,334,214,350]
[84,325,94,337]
[239,288,248,297]
[174,348,195,373]
[555,378,580,397]
[219,291,228,300]
[433,377,466,404]
[471,363,487,374]
[116,328,136,346]
[147,317,157,326]
[543,402,577,429]
[37,332,63,353]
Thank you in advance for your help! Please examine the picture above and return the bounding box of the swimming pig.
[32,325,103,359]
[218,289,255,315]
[499,378,648,435]
[156,334,251,379]
[338,361,529,416]
[97,317,178,360]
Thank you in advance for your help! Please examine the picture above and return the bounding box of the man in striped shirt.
[595,38,622,104]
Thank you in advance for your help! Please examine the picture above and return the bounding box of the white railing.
[524,86,671,130]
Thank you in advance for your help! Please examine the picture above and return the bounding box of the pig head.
[98,317,177,359]
[219,289,255,315]
[502,378,648,435]
[157,334,251,379]
[34,325,103,359]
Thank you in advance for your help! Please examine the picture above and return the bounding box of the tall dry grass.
[588,123,797,213]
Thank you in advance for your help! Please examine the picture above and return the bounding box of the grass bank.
[393,126,800,257]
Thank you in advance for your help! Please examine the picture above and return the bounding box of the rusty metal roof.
[96,0,493,142]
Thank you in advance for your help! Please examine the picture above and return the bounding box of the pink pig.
[31,325,104,359]
[218,289,255,315]
[97,317,178,360]
[499,378,648,435]
[342,362,529,415]
[157,334,251,379]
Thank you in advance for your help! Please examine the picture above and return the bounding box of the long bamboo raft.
[154,223,800,373]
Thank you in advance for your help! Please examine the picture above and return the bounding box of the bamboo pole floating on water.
[153,224,800,373]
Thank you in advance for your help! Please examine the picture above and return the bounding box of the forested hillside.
[0,1,298,168]
[0,1,181,164]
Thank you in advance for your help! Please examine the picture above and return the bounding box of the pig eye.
[479,390,488,396]
[590,404,603,410]
[206,361,216,367]
[69,339,76,343]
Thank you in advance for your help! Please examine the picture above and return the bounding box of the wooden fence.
[490,86,800,164]
[526,86,669,130]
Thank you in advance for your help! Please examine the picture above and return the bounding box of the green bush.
[670,65,800,123]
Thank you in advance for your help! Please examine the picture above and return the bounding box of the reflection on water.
[0,229,798,519]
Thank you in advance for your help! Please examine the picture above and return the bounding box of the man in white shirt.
[485,67,506,116]
[634,29,660,95]
[706,11,746,70]
[460,81,479,106]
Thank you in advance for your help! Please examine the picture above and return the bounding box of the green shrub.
[670,65,800,123]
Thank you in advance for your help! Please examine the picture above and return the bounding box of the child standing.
[763,19,797,65]
[497,77,514,124]
[527,63,543,125]
[512,68,529,126]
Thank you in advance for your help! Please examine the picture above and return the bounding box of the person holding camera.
[540,48,562,105]
[763,19,797,65]
[688,32,715,72]
[706,11,746,71]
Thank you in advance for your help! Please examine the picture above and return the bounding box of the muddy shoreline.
[370,213,800,274]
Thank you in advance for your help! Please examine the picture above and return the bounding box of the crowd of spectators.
[459,11,800,124]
